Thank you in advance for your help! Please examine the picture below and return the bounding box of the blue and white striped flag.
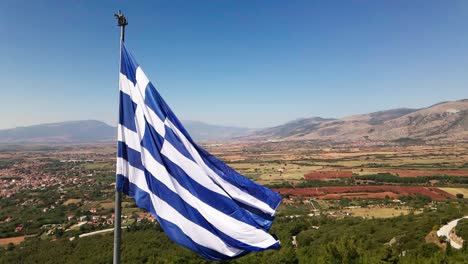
[116,43,282,260]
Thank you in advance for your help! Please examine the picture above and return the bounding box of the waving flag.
[116,43,282,260]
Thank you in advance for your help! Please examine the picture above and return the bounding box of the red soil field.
[0,235,33,246]
[304,171,353,179]
[318,191,398,200]
[274,186,455,201]
[370,169,468,177]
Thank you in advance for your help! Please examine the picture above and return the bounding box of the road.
[78,226,127,238]
[437,216,468,249]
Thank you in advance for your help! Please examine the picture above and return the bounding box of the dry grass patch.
[439,188,468,197]
[99,201,133,209]
[63,198,81,205]
[342,206,421,219]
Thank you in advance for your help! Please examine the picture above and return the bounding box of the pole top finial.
[114,10,128,27]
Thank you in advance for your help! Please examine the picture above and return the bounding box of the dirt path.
[437,216,468,249]
[78,228,115,238]
[78,226,127,238]
[0,235,34,246]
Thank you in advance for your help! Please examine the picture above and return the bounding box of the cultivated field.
[202,141,468,184]
[341,206,421,218]
[0,235,32,246]
[367,169,468,177]
[63,199,82,205]
[274,186,455,200]
[439,188,468,197]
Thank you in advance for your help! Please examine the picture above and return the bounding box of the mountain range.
[0,120,115,143]
[250,99,468,143]
[0,120,252,143]
[0,99,466,143]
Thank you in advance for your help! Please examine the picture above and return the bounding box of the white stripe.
[160,142,228,197]
[119,72,279,248]
[119,73,166,136]
[118,128,279,248]
[117,159,243,257]
[118,124,140,151]
[121,73,275,215]
[119,72,133,95]
[165,119,276,215]
[144,148,278,248]
[134,106,147,138]
[136,67,150,98]
[145,147,278,248]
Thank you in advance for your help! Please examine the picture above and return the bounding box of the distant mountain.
[253,117,336,138]
[0,120,252,143]
[1,99,466,144]
[247,99,468,143]
[0,120,116,143]
[182,120,252,140]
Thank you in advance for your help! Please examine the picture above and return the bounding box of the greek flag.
[116,43,282,260]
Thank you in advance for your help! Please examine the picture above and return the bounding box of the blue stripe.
[120,43,138,85]
[116,175,247,260]
[116,161,279,253]
[118,141,275,234]
[134,81,282,220]
[139,121,165,165]
[117,141,143,170]
[196,146,282,211]
[120,85,281,229]
[118,44,282,259]
[157,98,196,141]
[116,173,130,194]
[237,202,275,231]
[144,82,167,121]
[163,124,196,163]
[118,91,137,132]
[162,103,282,224]
[159,154,270,231]
[141,165,278,252]
[119,84,281,230]
[137,82,196,163]
[141,81,281,214]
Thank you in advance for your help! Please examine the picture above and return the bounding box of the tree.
[6,243,15,251]
[445,241,452,256]
[325,243,342,264]
[456,193,464,199]
[380,247,399,264]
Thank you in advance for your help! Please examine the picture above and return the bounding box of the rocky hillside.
[179,120,252,140]
[249,100,468,142]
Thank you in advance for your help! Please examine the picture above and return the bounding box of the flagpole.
[114,10,127,264]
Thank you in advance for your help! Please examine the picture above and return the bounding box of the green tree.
[380,247,399,264]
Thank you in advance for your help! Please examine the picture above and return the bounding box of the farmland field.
[367,169,468,177]
[202,141,468,184]
[274,186,455,200]
[341,206,421,218]
[63,198,81,205]
[439,187,468,197]
[1,141,467,264]
[0,236,32,246]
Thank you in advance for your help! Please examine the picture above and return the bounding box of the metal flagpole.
[114,10,127,264]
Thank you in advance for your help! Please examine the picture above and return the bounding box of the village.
[0,145,157,244]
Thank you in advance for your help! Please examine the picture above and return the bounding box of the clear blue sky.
[1,0,468,129]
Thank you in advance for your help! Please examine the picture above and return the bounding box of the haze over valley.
[1,99,466,143]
